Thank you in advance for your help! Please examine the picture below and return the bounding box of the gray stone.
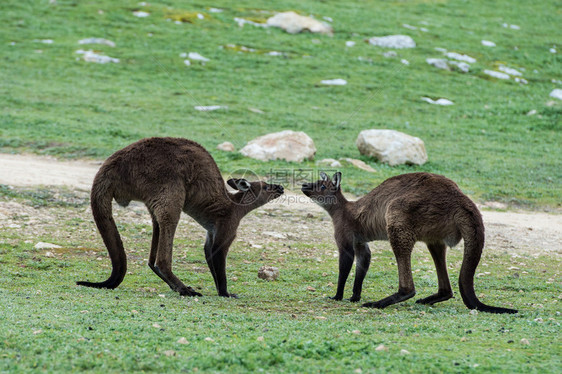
[339,158,376,172]
[258,266,279,281]
[368,35,416,49]
[550,89,562,100]
[240,130,316,162]
[216,142,235,152]
[356,129,428,166]
[266,11,332,35]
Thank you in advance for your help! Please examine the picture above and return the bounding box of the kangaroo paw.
[179,287,203,297]
[416,292,453,305]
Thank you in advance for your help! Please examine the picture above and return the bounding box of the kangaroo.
[77,137,284,298]
[301,172,517,314]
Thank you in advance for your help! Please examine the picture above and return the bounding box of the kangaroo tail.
[457,206,517,314]
[77,173,127,289]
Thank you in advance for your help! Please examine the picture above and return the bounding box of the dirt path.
[0,153,560,255]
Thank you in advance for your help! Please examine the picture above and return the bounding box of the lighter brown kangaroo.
[302,172,516,314]
[77,137,284,298]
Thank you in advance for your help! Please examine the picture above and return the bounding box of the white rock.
[323,16,333,22]
[234,17,268,28]
[217,142,235,152]
[448,61,470,73]
[549,89,562,100]
[240,130,316,162]
[426,58,449,70]
[268,51,284,56]
[402,24,417,30]
[248,107,265,114]
[502,23,520,30]
[482,40,496,47]
[76,50,119,64]
[514,77,528,84]
[188,52,209,62]
[345,41,356,47]
[209,8,223,13]
[133,11,150,17]
[434,47,447,53]
[317,158,342,168]
[197,13,204,20]
[194,105,227,111]
[179,52,188,58]
[484,70,510,80]
[320,78,347,86]
[78,38,116,47]
[339,158,376,172]
[368,35,416,49]
[35,242,62,250]
[445,52,476,63]
[400,349,410,355]
[375,344,387,351]
[258,266,280,281]
[183,59,191,66]
[356,129,428,166]
[421,97,454,106]
[266,11,333,35]
[383,51,397,58]
[526,109,537,116]
[550,47,557,53]
[420,27,429,32]
[499,65,522,76]
[400,59,409,65]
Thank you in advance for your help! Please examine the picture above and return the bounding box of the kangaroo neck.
[323,191,352,219]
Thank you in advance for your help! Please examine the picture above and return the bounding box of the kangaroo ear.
[228,178,251,192]
[227,178,251,191]
[320,171,329,181]
[227,178,238,190]
[332,172,342,189]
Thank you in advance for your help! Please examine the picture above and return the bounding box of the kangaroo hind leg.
[149,199,201,297]
[363,224,416,309]
[416,241,453,305]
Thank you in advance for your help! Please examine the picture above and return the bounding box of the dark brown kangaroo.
[302,172,517,314]
[77,137,284,298]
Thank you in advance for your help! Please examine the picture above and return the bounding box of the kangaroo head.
[227,178,284,207]
[301,171,341,207]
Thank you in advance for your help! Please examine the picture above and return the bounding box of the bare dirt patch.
[0,153,560,256]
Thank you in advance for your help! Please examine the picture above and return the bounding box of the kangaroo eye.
[321,185,327,190]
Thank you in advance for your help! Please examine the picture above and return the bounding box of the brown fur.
[77,137,284,298]
[302,172,517,314]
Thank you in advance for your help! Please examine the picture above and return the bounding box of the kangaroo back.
[76,169,127,289]
[456,202,517,314]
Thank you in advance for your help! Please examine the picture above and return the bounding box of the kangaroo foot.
[179,286,203,297]
[416,292,453,305]
[349,295,361,302]
[218,292,238,298]
[362,290,416,309]
[329,295,343,301]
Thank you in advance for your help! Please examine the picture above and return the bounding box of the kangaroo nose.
[278,185,284,192]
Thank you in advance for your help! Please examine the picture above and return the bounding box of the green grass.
[0,0,561,372]
[1,189,561,373]
[0,0,560,208]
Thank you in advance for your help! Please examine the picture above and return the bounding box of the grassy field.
[1,189,560,373]
[0,0,560,207]
[0,0,561,372]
